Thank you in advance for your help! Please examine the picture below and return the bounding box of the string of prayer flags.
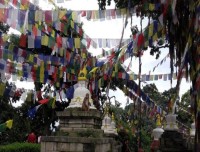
[0,8,97,49]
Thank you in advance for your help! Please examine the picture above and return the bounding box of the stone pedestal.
[41,108,122,152]
[41,136,121,152]
[159,130,192,152]
[56,109,103,137]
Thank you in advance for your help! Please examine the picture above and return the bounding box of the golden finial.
[112,113,115,121]
[156,114,161,127]
[78,66,88,81]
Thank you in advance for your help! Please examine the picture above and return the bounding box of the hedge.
[0,142,40,152]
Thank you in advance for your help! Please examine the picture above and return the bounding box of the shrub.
[0,142,40,152]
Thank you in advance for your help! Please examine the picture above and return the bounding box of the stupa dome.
[67,66,95,109]
[73,81,91,99]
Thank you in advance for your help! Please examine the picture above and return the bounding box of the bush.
[0,142,40,152]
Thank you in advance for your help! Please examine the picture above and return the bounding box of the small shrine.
[159,113,192,152]
[40,67,121,152]
[101,106,118,136]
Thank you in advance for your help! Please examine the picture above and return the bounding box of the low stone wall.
[41,136,121,152]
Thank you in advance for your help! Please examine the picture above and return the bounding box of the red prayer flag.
[137,33,144,47]
[45,10,52,24]
[12,0,18,6]
[19,34,27,48]
[118,72,122,78]
[32,25,37,36]
[38,98,49,104]
[56,36,62,48]
[66,51,71,61]
[81,11,86,17]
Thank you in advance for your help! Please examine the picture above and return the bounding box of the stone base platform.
[160,130,192,152]
[56,128,104,138]
[41,136,122,152]
[56,109,102,131]
[41,108,122,152]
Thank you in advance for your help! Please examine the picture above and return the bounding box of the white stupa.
[67,66,96,109]
[101,105,118,135]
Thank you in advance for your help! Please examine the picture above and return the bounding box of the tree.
[110,102,152,152]
[176,90,193,127]
[179,90,191,111]
[142,83,162,105]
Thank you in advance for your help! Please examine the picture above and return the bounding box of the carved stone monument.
[40,67,121,152]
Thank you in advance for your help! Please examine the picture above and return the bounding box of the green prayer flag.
[0,123,6,132]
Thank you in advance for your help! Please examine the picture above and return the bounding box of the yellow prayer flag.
[40,61,44,83]
[8,53,13,61]
[71,12,76,20]
[59,10,66,19]
[120,8,127,15]
[18,70,23,78]
[35,10,39,22]
[74,38,80,48]
[52,97,56,109]
[89,67,99,73]
[82,52,86,59]
[70,20,74,29]
[8,44,14,51]
[112,71,115,77]
[59,67,63,78]
[114,63,118,72]
[153,33,158,41]
[28,54,34,63]
[59,48,64,57]
[148,23,154,37]
[129,73,134,80]
[42,35,49,46]
[173,73,177,80]
[95,10,99,20]
[149,3,155,11]
[4,0,9,5]
[144,41,149,48]
[56,82,60,87]
[0,83,6,96]
[150,75,154,81]
[51,30,56,38]
[98,78,101,87]
[6,119,13,129]
[2,35,9,42]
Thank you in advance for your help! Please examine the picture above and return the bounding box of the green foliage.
[98,0,140,10]
[0,22,9,33]
[177,110,192,127]
[141,129,151,152]
[142,83,162,104]
[9,34,20,46]
[180,90,190,111]
[0,142,40,152]
[177,90,193,126]
[109,103,153,152]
